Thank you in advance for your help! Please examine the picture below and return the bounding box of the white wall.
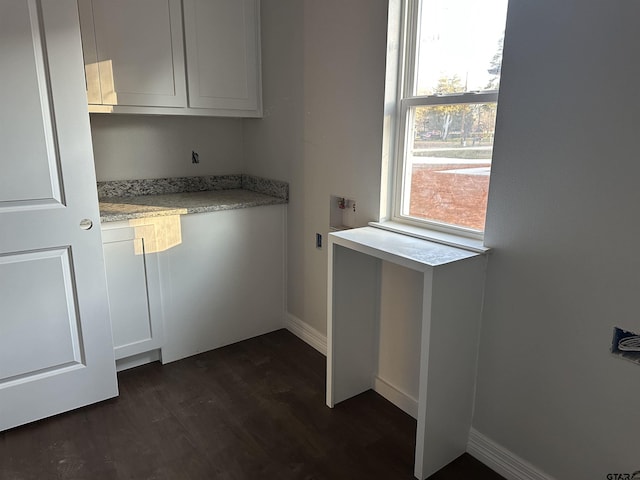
[475,0,640,477]
[244,0,389,332]
[91,114,243,181]
[378,261,422,406]
[244,0,420,413]
[243,0,305,317]
[299,0,388,333]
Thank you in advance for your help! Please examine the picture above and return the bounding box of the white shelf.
[327,226,488,479]
[330,226,481,270]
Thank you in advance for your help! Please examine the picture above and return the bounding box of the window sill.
[369,220,490,254]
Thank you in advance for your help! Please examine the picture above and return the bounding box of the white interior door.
[0,0,118,432]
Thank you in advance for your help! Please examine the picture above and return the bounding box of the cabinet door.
[183,0,261,113]
[161,205,284,364]
[78,0,187,108]
[0,0,117,432]
[102,223,164,360]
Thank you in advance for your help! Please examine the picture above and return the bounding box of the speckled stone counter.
[99,175,288,223]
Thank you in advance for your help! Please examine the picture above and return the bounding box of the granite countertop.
[99,175,288,223]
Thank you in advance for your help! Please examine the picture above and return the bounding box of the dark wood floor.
[1,329,504,480]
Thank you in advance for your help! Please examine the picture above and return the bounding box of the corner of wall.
[284,312,327,355]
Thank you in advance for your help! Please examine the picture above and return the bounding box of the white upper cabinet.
[78,0,187,108]
[78,0,262,117]
[183,0,260,113]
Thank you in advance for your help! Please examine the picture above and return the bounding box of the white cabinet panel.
[183,0,261,113]
[78,0,186,108]
[77,0,262,117]
[102,222,165,361]
[160,205,284,363]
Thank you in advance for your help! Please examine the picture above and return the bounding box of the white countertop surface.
[330,226,484,269]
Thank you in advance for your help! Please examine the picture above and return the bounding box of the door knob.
[79,219,93,230]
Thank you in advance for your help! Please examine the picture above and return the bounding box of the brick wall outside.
[409,163,490,231]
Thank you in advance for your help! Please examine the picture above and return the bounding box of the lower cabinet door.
[102,221,164,361]
[160,205,285,363]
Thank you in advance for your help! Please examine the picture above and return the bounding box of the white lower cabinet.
[101,204,285,368]
[101,220,165,368]
[159,205,285,363]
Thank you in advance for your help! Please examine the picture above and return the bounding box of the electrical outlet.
[192,150,200,164]
[316,233,322,249]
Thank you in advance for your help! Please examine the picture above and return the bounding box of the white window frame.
[389,0,500,241]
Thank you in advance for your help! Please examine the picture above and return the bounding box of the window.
[392,0,508,237]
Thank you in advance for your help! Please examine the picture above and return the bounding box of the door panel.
[0,0,118,432]
[0,249,83,382]
[0,1,61,206]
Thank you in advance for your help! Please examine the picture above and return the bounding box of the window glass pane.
[402,103,497,231]
[415,0,508,96]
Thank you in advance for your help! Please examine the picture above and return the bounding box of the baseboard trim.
[285,313,327,355]
[373,376,418,419]
[467,428,555,480]
[285,314,553,480]
[284,314,420,419]
[116,349,161,372]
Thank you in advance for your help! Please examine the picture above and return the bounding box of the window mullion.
[403,92,499,108]
[394,100,412,219]
[391,0,417,221]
